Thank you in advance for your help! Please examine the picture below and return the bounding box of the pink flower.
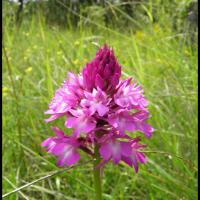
[99,134,146,172]
[114,78,148,110]
[45,72,84,122]
[99,136,132,164]
[42,45,154,172]
[108,110,137,135]
[81,87,111,116]
[65,109,96,137]
[122,138,147,172]
[132,110,154,138]
[42,127,80,166]
[108,109,153,137]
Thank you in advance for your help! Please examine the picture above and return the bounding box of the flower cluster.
[42,45,153,172]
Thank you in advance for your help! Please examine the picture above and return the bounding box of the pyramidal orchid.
[42,45,153,199]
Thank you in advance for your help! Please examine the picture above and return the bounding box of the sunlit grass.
[3,5,197,200]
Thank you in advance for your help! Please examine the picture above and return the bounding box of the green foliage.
[3,0,198,33]
[3,1,197,199]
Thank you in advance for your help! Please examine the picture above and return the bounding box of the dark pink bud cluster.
[42,45,153,172]
[82,45,121,92]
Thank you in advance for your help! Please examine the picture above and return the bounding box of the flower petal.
[66,150,80,166]
[99,143,112,161]
[96,103,109,116]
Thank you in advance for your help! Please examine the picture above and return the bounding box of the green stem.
[93,145,102,200]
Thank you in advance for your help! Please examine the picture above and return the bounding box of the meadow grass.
[3,7,198,200]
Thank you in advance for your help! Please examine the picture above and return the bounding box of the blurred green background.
[2,0,198,199]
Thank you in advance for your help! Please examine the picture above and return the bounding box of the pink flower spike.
[42,45,154,172]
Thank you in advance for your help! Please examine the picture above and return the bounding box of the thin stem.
[93,145,102,200]
[2,43,22,140]
[3,42,24,169]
